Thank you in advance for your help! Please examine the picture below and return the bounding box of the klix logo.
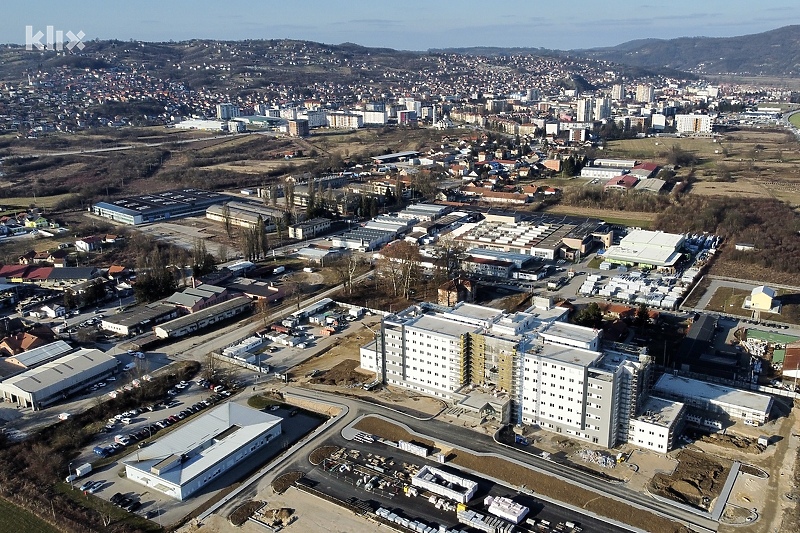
[25,25,86,51]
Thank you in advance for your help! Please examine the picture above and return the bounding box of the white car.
[58,413,71,421]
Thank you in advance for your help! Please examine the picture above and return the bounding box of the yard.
[0,497,60,533]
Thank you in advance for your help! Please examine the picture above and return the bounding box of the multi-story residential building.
[288,119,310,137]
[216,103,240,120]
[361,301,655,449]
[576,98,593,122]
[594,97,611,120]
[675,114,712,135]
[635,84,654,104]
[611,84,624,101]
[327,112,363,129]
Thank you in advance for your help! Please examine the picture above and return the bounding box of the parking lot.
[67,381,325,526]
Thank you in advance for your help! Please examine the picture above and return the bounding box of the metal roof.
[0,348,116,395]
[123,402,281,487]
[5,340,74,369]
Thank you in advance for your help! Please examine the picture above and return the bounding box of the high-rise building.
[216,103,240,120]
[594,97,611,120]
[287,119,309,137]
[576,98,593,122]
[361,301,654,449]
[635,84,655,104]
[611,83,624,101]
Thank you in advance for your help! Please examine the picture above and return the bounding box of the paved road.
[205,387,718,533]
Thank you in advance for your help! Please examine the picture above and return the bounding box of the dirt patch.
[650,450,730,510]
[698,432,764,454]
[228,501,265,527]
[309,446,340,466]
[353,417,434,448]
[253,507,295,528]
[309,359,372,386]
[354,416,687,533]
[271,471,304,494]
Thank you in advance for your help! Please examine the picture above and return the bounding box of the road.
[163,270,374,365]
[205,387,718,533]
[0,131,254,161]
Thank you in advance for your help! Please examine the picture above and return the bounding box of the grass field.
[705,287,751,316]
[790,113,800,128]
[1,193,76,210]
[0,497,60,533]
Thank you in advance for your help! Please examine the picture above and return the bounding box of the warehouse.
[154,296,252,339]
[124,402,281,500]
[101,303,179,336]
[653,374,772,425]
[602,230,685,269]
[206,201,282,230]
[91,189,229,225]
[0,348,117,410]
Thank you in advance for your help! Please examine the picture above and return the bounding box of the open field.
[705,287,752,316]
[790,113,800,128]
[0,497,60,533]
[0,193,77,210]
[204,158,310,174]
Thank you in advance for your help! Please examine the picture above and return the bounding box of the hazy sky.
[5,0,800,51]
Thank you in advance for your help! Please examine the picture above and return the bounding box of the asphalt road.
[208,388,718,533]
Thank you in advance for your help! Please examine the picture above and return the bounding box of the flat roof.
[540,321,599,344]
[446,302,504,324]
[123,402,281,487]
[635,396,685,427]
[1,348,116,395]
[535,343,601,368]
[94,189,228,217]
[653,374,772,414]
[407,314,478,338]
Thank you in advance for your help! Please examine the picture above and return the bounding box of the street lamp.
[68,462,74,490]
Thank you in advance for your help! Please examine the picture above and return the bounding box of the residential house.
[75,235,104,252]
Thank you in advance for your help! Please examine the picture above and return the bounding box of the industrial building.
[154,296,252,339]
[206,201,283,230]
[101,303,180,336]
[0,348,118,410]
[124,402,281,500]
[602,229,685,269]
[92,189,229,225]
[164,284,230,314]
[361,300,654,449]
[288,217,332,240]
[652,374,772,425]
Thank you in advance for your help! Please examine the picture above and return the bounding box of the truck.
[66,462,93,482]
[273,265,285,275]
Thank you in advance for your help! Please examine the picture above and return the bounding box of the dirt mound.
[229,501,264,526]
[649,450,730,510]
[309,445,339,466]
[309,359,371,386]
[271,471,303,494]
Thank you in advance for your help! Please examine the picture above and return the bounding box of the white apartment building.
[300,109,328,128]
[611,84,624,101]
[216,103,240,120]
[327,112,364,129]
[675,114,712,135]
[594,98,611,120]
[635,84,654,104]
[576,98,593,122]
[362,301,654,449]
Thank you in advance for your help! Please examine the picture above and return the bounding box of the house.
[47,249,68,267]
[18,250,37,265]
[40,304,65,318]
[747,286,777,312]
[0,327,56,357]
[75,236,104,252]
[107,265,128,279]
[23,216,48,229]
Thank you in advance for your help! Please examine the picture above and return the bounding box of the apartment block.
[361,301,654,449]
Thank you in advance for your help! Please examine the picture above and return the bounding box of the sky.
[4,0,800,51]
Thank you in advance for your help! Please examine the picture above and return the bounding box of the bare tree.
[255,298,271,327]
[222,204,234,238]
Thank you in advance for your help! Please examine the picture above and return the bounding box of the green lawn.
[0,497,60,533]
[247,393,282,410]
[790,112,800,128]
[0,193,76,210]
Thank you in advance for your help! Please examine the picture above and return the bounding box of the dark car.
[117,497,133,508]
[145,509,158,519]
[110,492,124,504]
[127,501,142,513]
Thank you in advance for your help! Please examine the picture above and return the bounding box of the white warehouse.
[124,402,281,500]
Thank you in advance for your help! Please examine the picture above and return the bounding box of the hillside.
[578,25,800,76]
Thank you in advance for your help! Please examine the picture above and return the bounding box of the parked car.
[117,497,133,508]
[88,481,104,494]
[110,493,124,504]
[79,480,94,491]
[127,501,142,513]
